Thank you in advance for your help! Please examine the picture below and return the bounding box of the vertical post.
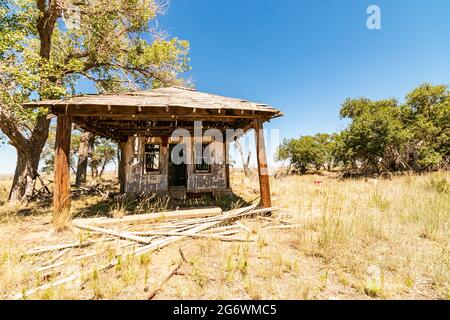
[224,140,230,188]
[253,118,272,208]
[53,114,72,229]
[118,141,127,193]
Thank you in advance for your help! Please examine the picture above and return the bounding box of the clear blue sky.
[1,0,450,173]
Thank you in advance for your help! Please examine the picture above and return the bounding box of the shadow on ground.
[71,191,252,219]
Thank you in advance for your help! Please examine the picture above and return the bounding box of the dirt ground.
[0,170,448,300]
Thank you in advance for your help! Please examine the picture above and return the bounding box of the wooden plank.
[235,221,251,233]
[253,118,272,208]
[74,121,123,141]
[16,220,205,299]
[52,104,259,116]
[72,207,223,226]
[119,230,243,240]
[26,240,95,255]
[69,113,256,120]
[24,88,281,113]
[73,224,153,244]
[148,248,187,300]
[36,240,133,273]
[53,114,72,229]
[117,230,250,241]
[13,205,273,299]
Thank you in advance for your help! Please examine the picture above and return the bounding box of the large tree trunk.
[89,137,98,179]
[9,149,40,202]
[99,160,107,178]
[118,142,126,193]
[75,131,94,187]
[3,1,59,202]
[4,114,50,202]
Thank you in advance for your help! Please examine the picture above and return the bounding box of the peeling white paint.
[123,136,229,194]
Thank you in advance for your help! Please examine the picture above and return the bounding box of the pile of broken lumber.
[16,204,278,299]
[71,182,113,198]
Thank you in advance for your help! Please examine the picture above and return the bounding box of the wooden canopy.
[25,86,282,141]
[24,86,282,227]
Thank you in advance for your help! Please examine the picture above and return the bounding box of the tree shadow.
[12,198,53,217]
[72,198,116,219]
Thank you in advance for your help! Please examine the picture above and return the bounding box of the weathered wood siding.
[123,136,228,193]
[187,140,227,192]
[124,136,169,193]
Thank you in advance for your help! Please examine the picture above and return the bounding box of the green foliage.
[89,137,117,178]
[403,84,450,169]
[276,133,337,173]
[40,129,117,178]
[0,0,190,172]
[338,98,407,171]
[336,83,449,172]
[1,0,190,199]
[41,128,84,175]
[279,83,449,174]
[1,0,190,101]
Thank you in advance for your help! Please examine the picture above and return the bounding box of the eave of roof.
[23,86,283,117]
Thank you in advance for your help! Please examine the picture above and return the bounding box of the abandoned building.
[25,86,283,217]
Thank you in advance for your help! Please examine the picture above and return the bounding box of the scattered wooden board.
[73,207,222,226]
[148,247,188,300]
[15,205,278,299]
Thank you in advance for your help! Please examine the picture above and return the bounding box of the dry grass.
[235,170,449,299]
[0,171,448,300]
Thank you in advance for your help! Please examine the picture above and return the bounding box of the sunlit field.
[0,171,448,299]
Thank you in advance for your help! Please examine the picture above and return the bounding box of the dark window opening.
[144,144,160,173]
[195,142,212,173]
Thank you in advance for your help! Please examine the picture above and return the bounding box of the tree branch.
[0,106,29,151]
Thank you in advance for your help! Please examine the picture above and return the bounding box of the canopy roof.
[24,86,283,141]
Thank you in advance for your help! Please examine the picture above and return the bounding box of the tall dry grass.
[0,180,10,207]
[231,171,449,298]
[0,171,448,299]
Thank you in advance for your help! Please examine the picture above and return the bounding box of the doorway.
[168,143,187,187]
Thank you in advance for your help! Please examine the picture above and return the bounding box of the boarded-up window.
[144,144,160,173]
[195,142,212,173]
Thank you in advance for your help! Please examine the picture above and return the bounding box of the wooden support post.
[224,140,230,188]
[118,141,127,193]
[253,118,272,208]
[53,114,72,229]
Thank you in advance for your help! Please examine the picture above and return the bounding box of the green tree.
[403,83,450,169]
[41,131,116,181]
[337,84,449,172]
[89,137,117,179]
[276,134,333,174]
[41,126,81,176]
[338,98,407,172]
[313,133,336,171]
[0,0,190,202]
